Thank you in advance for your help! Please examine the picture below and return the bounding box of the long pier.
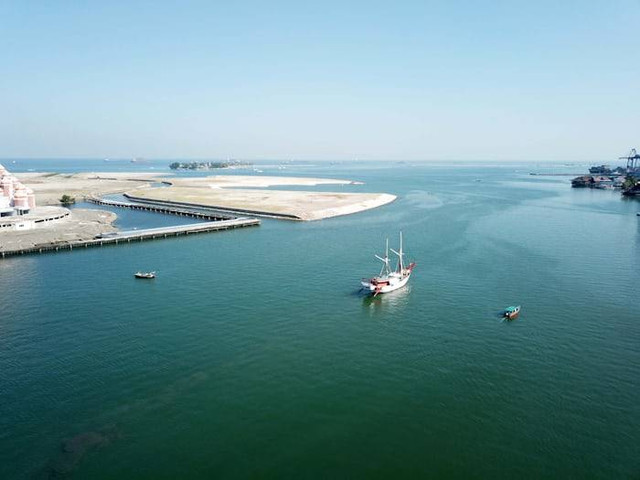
[86,195,234,220]
[0,217,260,258]
[123,193,302,220]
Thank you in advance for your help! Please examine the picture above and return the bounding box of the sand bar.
[126,175,395,221]
[16,172,396,221]
[166,175,360,189]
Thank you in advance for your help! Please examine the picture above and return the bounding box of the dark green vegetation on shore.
[59,194,75,205]
[169,160,252,170]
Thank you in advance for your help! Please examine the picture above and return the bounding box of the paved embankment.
[0,217,260,258]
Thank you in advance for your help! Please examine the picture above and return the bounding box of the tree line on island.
[169,160,252,170]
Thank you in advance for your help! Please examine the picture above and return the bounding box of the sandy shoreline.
[16,172,396,221]
[15,172,163,206]
[167,175,361,189]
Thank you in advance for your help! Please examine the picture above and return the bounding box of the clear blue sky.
[1,0,639,161]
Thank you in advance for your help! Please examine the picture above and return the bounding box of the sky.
[1,0,639,161]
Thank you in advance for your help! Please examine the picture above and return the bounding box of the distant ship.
[361,233,415,296]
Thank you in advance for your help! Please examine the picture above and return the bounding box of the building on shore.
[0,164,36,216]
[571,174,624,189]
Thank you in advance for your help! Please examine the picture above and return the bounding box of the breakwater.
[0,217,260,258]
[86,194,233,220]
[123,193,302,220]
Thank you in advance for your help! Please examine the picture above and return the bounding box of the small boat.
[134,271,156,279]
[361,232,416,296]
[503,305,520,319]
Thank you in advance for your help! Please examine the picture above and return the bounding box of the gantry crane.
[619,148,640,174]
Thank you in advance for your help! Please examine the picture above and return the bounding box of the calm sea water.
[0,161,638,479]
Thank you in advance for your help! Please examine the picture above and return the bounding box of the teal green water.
[1,162,639,478]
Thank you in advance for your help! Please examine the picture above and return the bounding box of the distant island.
[169,160,252,170]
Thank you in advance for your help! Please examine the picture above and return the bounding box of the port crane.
[619,148,640,174]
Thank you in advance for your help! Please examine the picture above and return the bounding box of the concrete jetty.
[86,195,234,220]
[0,217,260,258]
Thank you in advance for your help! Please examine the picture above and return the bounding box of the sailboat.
[361,233,416,296]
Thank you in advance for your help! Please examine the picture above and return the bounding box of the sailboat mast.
[385,238,390,275]
[375,238,391,276]
[399,232,404,271]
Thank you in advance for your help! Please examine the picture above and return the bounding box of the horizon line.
[0,156,627,164]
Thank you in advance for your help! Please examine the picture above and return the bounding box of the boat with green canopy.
[503,305,521,319]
